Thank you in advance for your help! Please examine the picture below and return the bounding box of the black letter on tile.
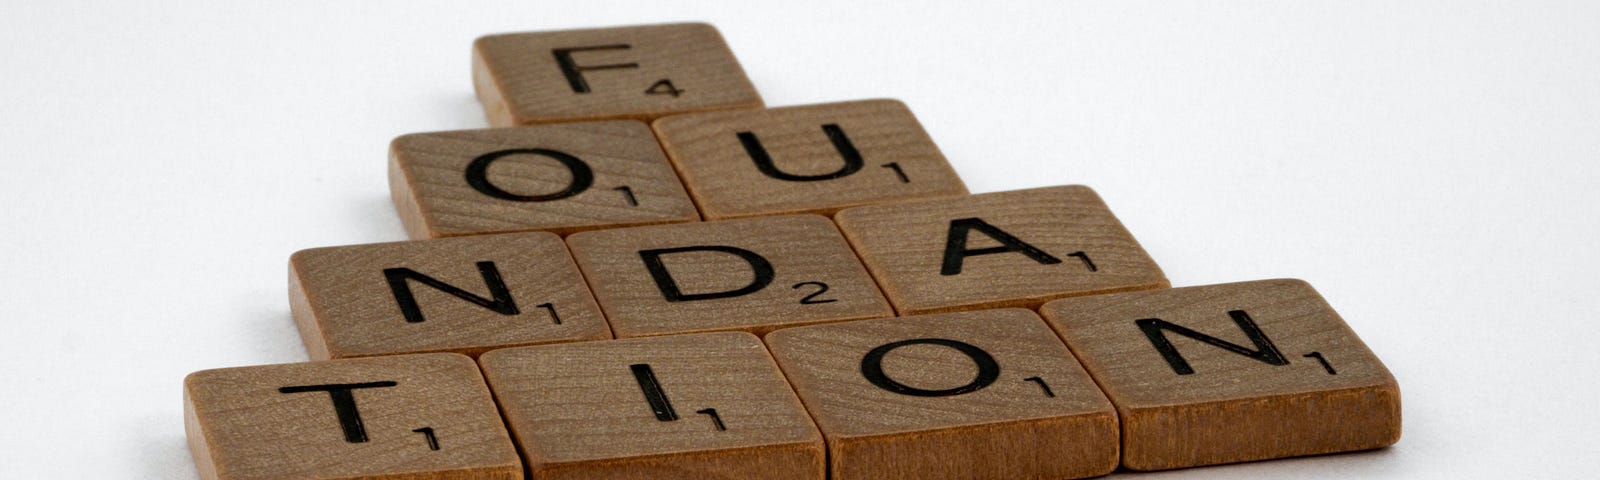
[552,44,638,93]
[465,148,595,202]
[861,338,1000,397]
[639,246,775,302]
[940,218,1062,275]
[279,381,399,443]
[630,363,678,421]
[739,124,864,181]
[384,261,520,323]
[1137,310,1289,375]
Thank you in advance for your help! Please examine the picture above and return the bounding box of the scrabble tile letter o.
[765,309,1120,480]
[389,121,699,239]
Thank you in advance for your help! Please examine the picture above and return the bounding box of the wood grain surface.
[389,121,700,238]
[473,23,763,126]
[184,353,521,480]
[833,185,1168,315]
[565,214,893,337]
[478,332,824,480]
[652,99,968,219]
[289,232,609,360]
[763,309,1120,480]
[1039,279,1401,470]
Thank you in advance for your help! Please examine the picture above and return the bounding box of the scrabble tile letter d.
[474,23,763,126]
[567,215,893,337]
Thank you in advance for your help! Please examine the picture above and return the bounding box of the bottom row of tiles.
[185,279,1401,480]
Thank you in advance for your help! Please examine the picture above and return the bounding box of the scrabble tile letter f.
[474,23,763,126]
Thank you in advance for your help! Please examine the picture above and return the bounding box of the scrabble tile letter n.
[474,23,763,126]
[289,232,609,359]
[834,185,1168,315]
[653,99,968,219]
[1040,279,1402,470]
[479,332,824,480]
[389,121,699,239]
[185,354,521,480]
[765,309,1119,480]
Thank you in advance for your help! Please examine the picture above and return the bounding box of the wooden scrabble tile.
[1039,279,1401,470]
[565,214,893,337]
[833,185,1168,315]
[478,332,824,480]
[764,309,1119,480]
[289,232,609,359]
[389,121,700,239]
[185,353,521,480]
[652,99,968,219]
[474,23,763,126]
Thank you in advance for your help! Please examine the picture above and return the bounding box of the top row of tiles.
[473,22,761,126]
[393,23,966,236]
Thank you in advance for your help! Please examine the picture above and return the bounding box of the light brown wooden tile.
[833,185,1168,315]
[474,23,762,126]
[479,332,824,480]
[764,309,1119,480]
[565,214,893,338]
[184,353,521,480]
[289,232,609,360]
[1039,279,1401,470]
[389,121,700,239]
[652,99,967,220]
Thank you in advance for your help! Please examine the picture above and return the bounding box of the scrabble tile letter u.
[653,99,968,219]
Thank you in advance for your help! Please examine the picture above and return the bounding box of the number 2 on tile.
[793,281,836,304]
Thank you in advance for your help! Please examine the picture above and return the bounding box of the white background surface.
[1,1,1596,478]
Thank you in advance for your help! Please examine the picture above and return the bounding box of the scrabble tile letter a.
[834,185,1168,314]
[473,23,763,126]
